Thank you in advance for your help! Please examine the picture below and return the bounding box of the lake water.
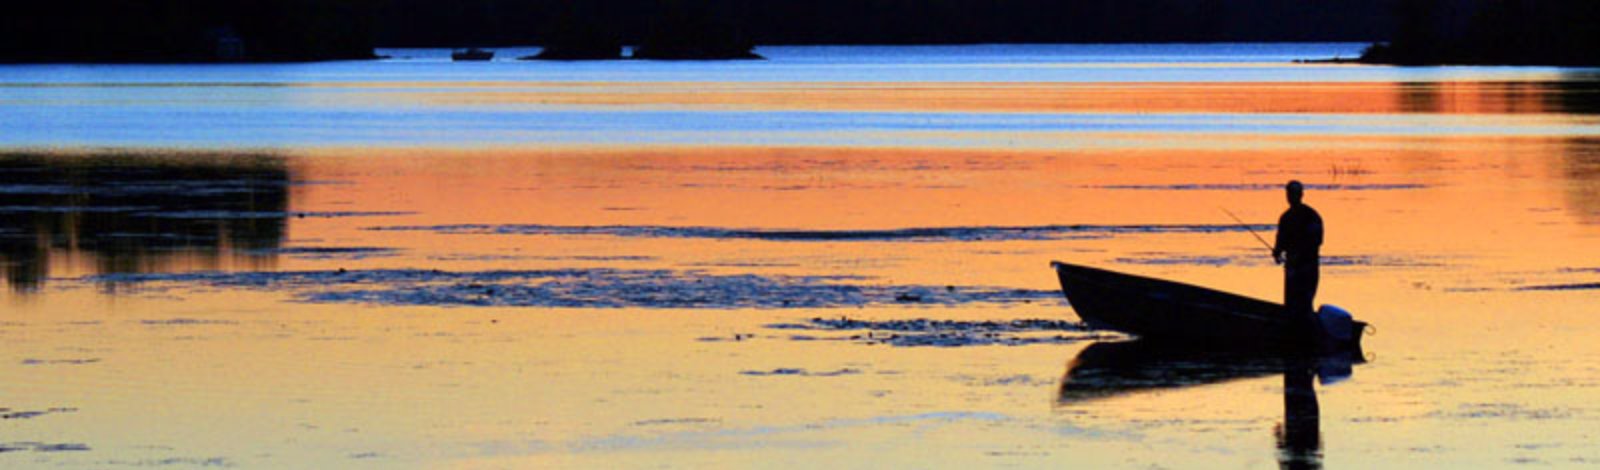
[2,43,1599,468]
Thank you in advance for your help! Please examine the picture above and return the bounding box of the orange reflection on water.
[264,137,1596,297]
[4,79,1600,467]
[378,80,1600,116]
[6,135,1595,297]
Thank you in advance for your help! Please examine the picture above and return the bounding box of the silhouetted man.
[1273,180,1322,336]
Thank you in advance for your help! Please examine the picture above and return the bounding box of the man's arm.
[1273,213,1287,264]
[1310,212,1324,250]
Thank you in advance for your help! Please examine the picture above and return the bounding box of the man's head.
[1286,180,1304,206]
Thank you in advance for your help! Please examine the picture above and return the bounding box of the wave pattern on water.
[82,269,1063,310]
[367,223,1276,242]
[762,316,1109,347]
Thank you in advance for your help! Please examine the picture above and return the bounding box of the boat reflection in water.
[1058,340,1365,470]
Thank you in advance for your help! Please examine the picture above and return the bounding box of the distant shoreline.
[11,41,1595,67]
[1300,42,1600,67]
[0,55,381,65]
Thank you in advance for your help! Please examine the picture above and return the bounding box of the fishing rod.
[1220,207,1275,255]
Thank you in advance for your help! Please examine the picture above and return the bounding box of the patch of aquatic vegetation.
[138,318,238,326]
[19,358,100,366]
[740,367,862,376]
[0,442,89,453]
[84,269,1063,309]
[242,246,400,260]
[148,210,412,219]
[424,254,657,262]
[568,412,1011,454]
[1512,267,1600,292]
[0,206,410,219]
[367,223,1276,242]
[763,316,1112,347]
[101,457,235,467]
[1460,267,1600,293]
[1515,282,1600,292]
[1112,252,1449,269]
[1,407,77,420]
[1087,183,1426,191]
[1350,402,1581,425]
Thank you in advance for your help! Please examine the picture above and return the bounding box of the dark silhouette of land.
[1356,0,1600,65]
[7,0,1400,63]
[522,2,623,60]
[0,1,378,63]
[525,0,758,61]
[378,0,1401,47]
[632,1,760,60]
[3,0,1594,64]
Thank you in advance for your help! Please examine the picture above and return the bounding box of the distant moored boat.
[451,48,494,61]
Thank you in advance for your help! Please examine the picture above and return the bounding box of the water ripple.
[83,269,1064,310]
[367,223,1276,242]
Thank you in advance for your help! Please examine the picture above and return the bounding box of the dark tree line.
[0,0,378,62]
[1362,0,1600,65]
[2,0,1409,62]
[5,0,1594,64]
[374,0,1401,47]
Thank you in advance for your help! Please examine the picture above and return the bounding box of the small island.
[518,4,625,61]
[524,42,625,61]
[521,1,759,61]
[631,5,761,61]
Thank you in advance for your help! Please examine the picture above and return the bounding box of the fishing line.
[1220,207,1274,254]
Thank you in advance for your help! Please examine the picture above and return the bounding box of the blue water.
[2,43,1597,149]
[1,43,1581,84]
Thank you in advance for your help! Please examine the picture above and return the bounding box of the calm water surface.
[2,44,1599,468]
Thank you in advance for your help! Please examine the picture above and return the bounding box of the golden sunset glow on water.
[3,44,1599,468]
[394,79,1595,116]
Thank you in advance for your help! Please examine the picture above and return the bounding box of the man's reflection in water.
[1276,360,1322,470]
[1059,341,1359,469]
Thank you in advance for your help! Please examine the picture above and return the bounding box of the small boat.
[451,48,494,61]
[1050,261,1366,351]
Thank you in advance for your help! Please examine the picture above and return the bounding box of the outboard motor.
[1315,304,1360,384]
[1317,304,1355,343]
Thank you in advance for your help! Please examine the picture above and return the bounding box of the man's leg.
[1285,265,1320,337]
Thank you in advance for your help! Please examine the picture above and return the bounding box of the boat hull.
[1051,261,1364,351]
